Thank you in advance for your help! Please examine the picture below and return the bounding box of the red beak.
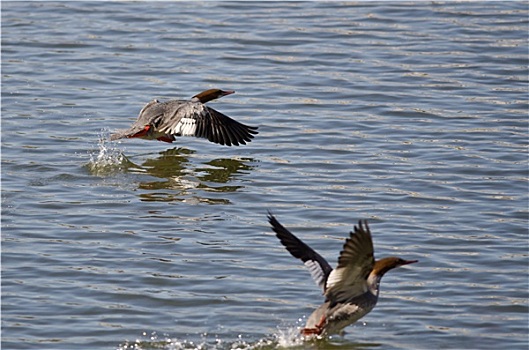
[221,90,235,96]
[401,259,418,266]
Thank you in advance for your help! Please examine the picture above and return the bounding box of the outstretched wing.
[157,101,258,146]
[325,220,375,303]
[268,213,333,291]
[199,107,258,146]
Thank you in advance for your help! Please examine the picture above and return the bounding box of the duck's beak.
[401,259,418,266]
[220,90,235,96]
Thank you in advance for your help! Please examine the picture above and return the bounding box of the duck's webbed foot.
[156,135,174,143]
[301,315,326,336]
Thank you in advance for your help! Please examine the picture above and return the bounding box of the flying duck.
[268,213,417,337]
[110,89,258,146]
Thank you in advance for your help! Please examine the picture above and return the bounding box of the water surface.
[2,2,528,349]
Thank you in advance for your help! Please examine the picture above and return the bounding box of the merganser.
[268,214,417,337]
[110,89,258,146]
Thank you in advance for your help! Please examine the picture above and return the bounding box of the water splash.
[273,325,305,348]
[116,320,311,350]
[116,328,303,350]
[86,132,129,176]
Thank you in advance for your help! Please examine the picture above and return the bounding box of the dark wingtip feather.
[353,220,371,237]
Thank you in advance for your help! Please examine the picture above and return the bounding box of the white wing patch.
[304,260,327,289]
[172,117,197,136]
[326,268,344,290]
[327,266,369,299]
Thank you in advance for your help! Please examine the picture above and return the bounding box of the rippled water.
[2,2,528,350]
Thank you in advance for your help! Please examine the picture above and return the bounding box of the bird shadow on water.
[85,137,256,204]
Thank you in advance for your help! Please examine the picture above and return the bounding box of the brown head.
[371,257,418,278]
[192,89,235,103]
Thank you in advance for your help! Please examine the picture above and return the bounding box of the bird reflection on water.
[89,146,256,204]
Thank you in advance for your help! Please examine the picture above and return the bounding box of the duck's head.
[192,89,235,103]
[372,256,418,278]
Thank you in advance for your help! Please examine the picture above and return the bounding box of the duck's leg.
[301,315,326,336]
[128,125,151,138]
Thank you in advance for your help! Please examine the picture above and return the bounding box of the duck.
[110,89,258,146]
[268,213,417,337]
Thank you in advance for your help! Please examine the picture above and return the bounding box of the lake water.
[2,2,528,349]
